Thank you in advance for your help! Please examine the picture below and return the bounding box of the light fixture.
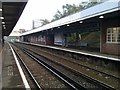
[2,22,5,24]
[0,17,4,19]
[3,25,5,27]
[67,24,70,26]
[99,16,104,19]
[3,26,6,29]
[0,9,2,11]
[3,25,6,29]
[79,21,83,23]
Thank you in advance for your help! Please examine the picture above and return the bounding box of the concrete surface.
[0,49,2,90]
[2,43,25,89]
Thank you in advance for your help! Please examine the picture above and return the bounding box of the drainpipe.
[99,17,103,53]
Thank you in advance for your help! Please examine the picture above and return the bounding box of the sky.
[12,0,89,32]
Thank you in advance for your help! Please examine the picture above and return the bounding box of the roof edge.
[1,0,28,2]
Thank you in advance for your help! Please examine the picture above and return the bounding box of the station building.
[20,0,120,55]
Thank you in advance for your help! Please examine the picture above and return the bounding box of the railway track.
[33,46,120,80]
[15,50,42,89]
[12,43,119,90]
[29,45,120,79]
[16,42,119,79]
[12,44,86,90]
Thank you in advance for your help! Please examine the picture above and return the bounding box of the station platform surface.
[0,47,2,90]
[1,42,25,89]
[20,42,119,61]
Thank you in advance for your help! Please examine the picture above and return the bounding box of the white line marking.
[8,66,13,76]
[8,43,31,90]
[22,42,119,61]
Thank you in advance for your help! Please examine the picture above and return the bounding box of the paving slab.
[2,42,25,89]
[0,49,2,90]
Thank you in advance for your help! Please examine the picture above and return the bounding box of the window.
[106,27,120,43]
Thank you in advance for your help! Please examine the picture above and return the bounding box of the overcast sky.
[12,0,89,32]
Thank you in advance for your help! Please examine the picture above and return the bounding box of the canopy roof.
[1,0,28,36]
[21,0,120,36]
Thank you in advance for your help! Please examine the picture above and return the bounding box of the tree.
[85,1,98,8]
[32,19,50,29]
[51,1,102,22]
[52,10,63,21]
[52,4,84,21]
[40,19,50,26]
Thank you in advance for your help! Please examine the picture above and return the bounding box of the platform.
[0,47,2,90]
[20,42,120,61]
[2,42,26,89]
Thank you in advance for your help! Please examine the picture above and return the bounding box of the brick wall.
[101,18,120,55]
